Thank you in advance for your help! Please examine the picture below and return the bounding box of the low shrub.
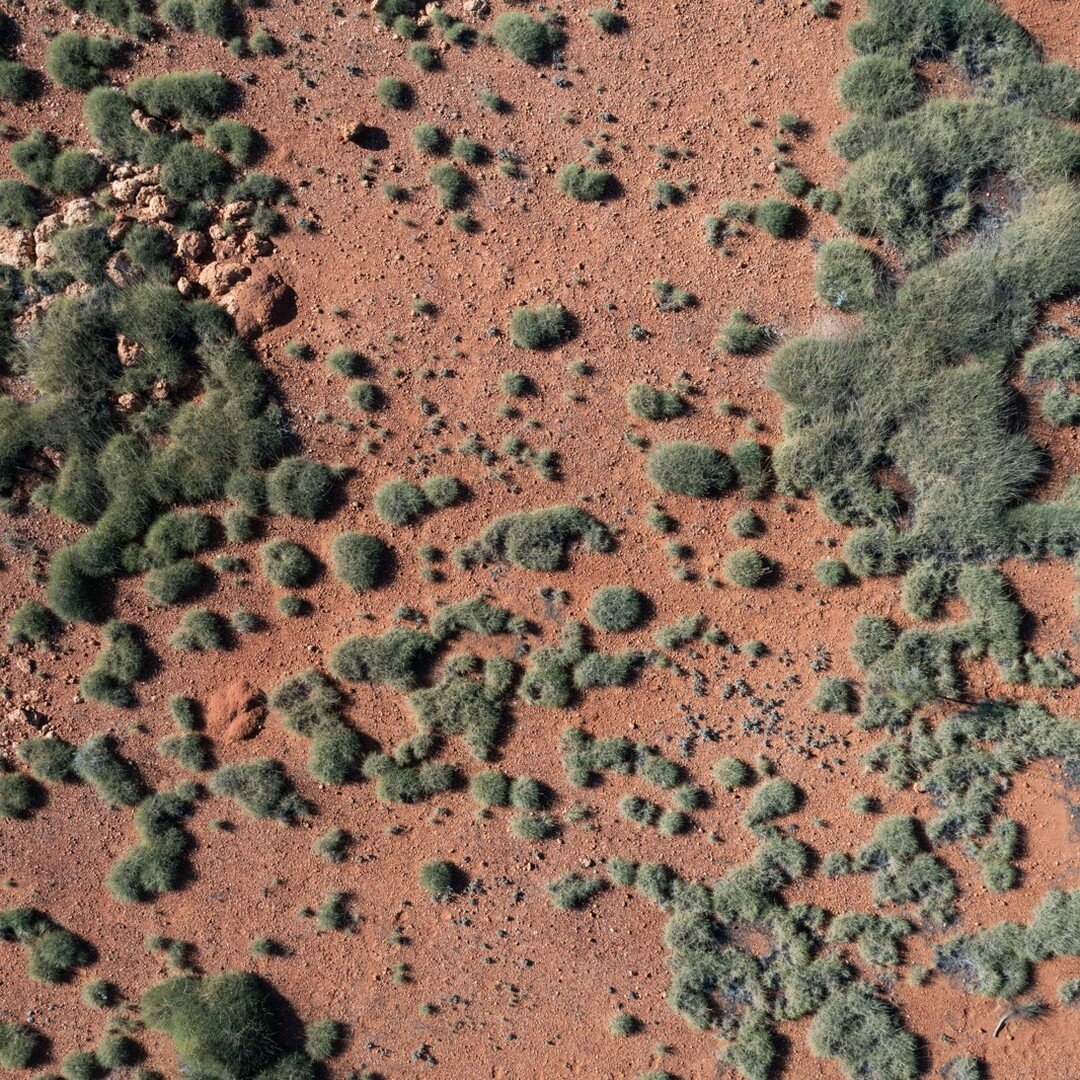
[588,586,649,632]
[838,55,921,119]
[375,76,412,109]
[814,238,883,311]
[266,457,336,519]
[6,600,58,645]
[411,123,448,155]
[716,309,765,354]
[204,118,260,166]
[0,1021,43,1068]
[626,382,685,420]
[169,609,229,652]
[19,737,77,782]
[814,558,849,587]
[492,12,564,63]
[45,32,122,91]
[418,859,461,901]
[556,163,616,201]
[304,1018,344,1062]
[160,143,231,202]
[753,198,797,238]
[374,480,428,525]
[509,304,575,349]
[724,548,769,586]
[646,441,733,497]
[210,759,308,823]
[331,532,392,592]
[141,971,290,1078]
[52,149,105,195]
[0,178,44,228]
[811,676,855,713]
[0,60,34,104]
[743,777,799,829]
[712,756,750,790]
[470,770,511,806]
[260,539,318,588]
[547,872,605,909]
[145,559,210,606]
[428,163,470,208]
[0,771,39,819]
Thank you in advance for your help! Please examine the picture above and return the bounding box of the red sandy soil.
[1,1,1079,1078]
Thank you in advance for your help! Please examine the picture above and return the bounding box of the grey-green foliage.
[772,0,1080,570]
[456,504,613,571]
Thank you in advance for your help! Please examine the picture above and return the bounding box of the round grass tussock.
[645,441,733,498]
[418,859,461,902]
[331,532,392,592]
[723,548,769,587]
[588,586,649,632]
[373,480,428,525]
[260,540,318,589]
[509,304,575,350]
[492,12,564,64]
[375,76,412,109]
[266,457,336,520]
[556,163,616,201]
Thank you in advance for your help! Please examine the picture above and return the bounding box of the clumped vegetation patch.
[457,504,613,571]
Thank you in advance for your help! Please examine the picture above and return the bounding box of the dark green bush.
[716,309,765,353]
[411,123,448,155]
[210,758,307,822]
[73,733,142,806]
[646,441,733,498]
[0,908,95,984]
[509,304,575,349]
[428,163,470,208]
[458,504,613,571]
[330,628,437,690]
[304,1019,343,1063]
[0,179,44,228]
[839,55,921,119]
[80,622,151,708]
[811,676,855,713]
[754,199,796,238]
[0,1021,42,1068]
[169,609,229,652]
[11,130,57,187]
[6,600,58,645]
[548,872,605,909]
[743,778,799,829]
[373,480,428,525]
[712,756,750,790]
[128,70,232,131]
[19,736,77,782]
[204,119,260,166]
[808,986,917,1080]
[258,539,317,588]
[52,149,104,195]
[0,771,39,819]
[724,547,768,586]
